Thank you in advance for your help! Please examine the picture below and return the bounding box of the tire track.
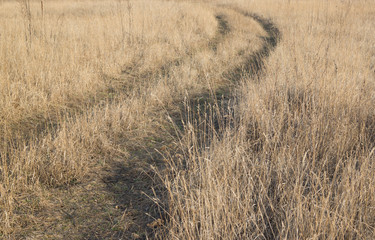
[13,4,281,239]
[157,6,281,239]
[120,6,282,239]
[114,14,231,93]
[82,7,279,239]
[74,11,233,240]
[176,7,281,145]
[223,10,281,81]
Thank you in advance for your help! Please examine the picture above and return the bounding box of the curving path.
[98,5,282,239]
[22,3,281,239]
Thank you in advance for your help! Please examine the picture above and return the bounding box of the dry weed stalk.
[0,0,374,238]
[18,0,32,52]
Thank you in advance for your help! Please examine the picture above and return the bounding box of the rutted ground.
[2,0,375,239]
[162,1,375,239]
[2,2,274,239]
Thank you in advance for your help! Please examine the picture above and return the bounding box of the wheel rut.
[74,9,234,240]
[90,6,281,240]
[18,4,281,240]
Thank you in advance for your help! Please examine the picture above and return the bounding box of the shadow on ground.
[82,8,281,240]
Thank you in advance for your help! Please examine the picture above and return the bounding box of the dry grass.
[162,0,375,239]
[1,0,375,238]
[0,0,219,236]
[0,0,216,139]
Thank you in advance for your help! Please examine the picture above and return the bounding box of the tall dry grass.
[0,0,219,236]
[1,0,267,237]
[162,0,375,239]
[1,0,374,238]
[0,0,216,141]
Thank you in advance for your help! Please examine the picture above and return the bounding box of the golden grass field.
[1,0,374,239]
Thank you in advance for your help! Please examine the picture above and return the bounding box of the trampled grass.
[0,0,374,238]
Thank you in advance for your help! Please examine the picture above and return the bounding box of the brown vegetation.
[0,0,374,239]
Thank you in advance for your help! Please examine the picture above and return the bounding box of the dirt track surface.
[21,4,281,240]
